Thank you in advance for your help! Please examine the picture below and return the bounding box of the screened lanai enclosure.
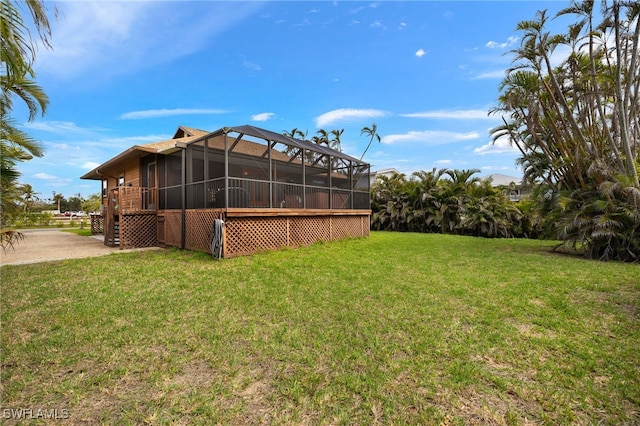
[82,125,371,258]
[158,125,370,211]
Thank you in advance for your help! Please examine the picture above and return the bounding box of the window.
[118,174,125,186]
[102,180,107,197]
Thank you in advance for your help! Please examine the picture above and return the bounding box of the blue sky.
[16,1,571,200]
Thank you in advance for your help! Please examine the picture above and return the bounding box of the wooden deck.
[102,187,370,257]
[158,208,371,258]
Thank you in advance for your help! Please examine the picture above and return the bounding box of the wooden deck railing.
[107,187,158,215]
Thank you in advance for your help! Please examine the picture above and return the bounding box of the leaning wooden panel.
[157,215,166,247]
[162,210,183,248]
[185,209,225,252]
[90,214,104,235]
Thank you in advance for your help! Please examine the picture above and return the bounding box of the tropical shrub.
[490,1,639,261]
[371,169,526,238]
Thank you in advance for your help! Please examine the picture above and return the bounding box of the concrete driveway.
[0,229,159,266]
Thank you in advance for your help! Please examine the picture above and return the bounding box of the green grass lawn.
[61,228,93,237]
[1,232,639,424]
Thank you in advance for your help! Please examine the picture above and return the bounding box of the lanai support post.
[302,149,306,209]
[268,140,273,208]
[224,130,229,208]
[180,147,186,249]
[329,155,333,209]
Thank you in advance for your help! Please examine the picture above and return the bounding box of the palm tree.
[1,0,52,236]
[370,172,409,231]
[1,0,52,121]
[282,128,307,140]
[282,128,307,157]
[360,123,380,161]
[52,192,63,213]
[408,169,447,233]
[1,0,53,73]
[491,1,640,260]
[329,129,343,152]
[19,184,37,212]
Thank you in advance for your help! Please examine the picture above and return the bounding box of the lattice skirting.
[289,216,331,247]
[158,209,369,258]
[119,213,157,249]
[224,217,289,257]
[223,215,369,258]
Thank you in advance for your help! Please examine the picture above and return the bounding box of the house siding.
[84,125,371,257]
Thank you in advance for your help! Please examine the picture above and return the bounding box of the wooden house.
[81,125,371,258]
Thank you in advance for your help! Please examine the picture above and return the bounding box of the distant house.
[370,168,401,185]
[81,125,371,258]
[483,173,528,201]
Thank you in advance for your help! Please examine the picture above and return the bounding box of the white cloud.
[401,109,492,120]
[33,172,59,180]
[101,135,170,144]
[473,44,570,81]
[47,179,73,188]
[294,18,312,27]
[472,70,507,80]
[436,159,452,165]
[78,134,172,150]
[23,121,101,134]
[35,2,264,79]
[350,6,367,14]
[382,130,480,145]
[486,36,518,49]
[482,165,513,171]
[86,134,172,151]
[120,109,227,120]
[251,112,275,122]
[242,59,262,71]
[30,170,73,188]
[550,44,572,68]
[474,134,518,155]
[415,48,426,58]
[315,108,387,127]
[82,162,101,170]
[49,143,79,151]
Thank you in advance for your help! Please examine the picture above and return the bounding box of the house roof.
[483,173,522,187]
[81,124,368,181]
[173,126,209,139]
[371,168,400,176]
[79,132,203,180]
